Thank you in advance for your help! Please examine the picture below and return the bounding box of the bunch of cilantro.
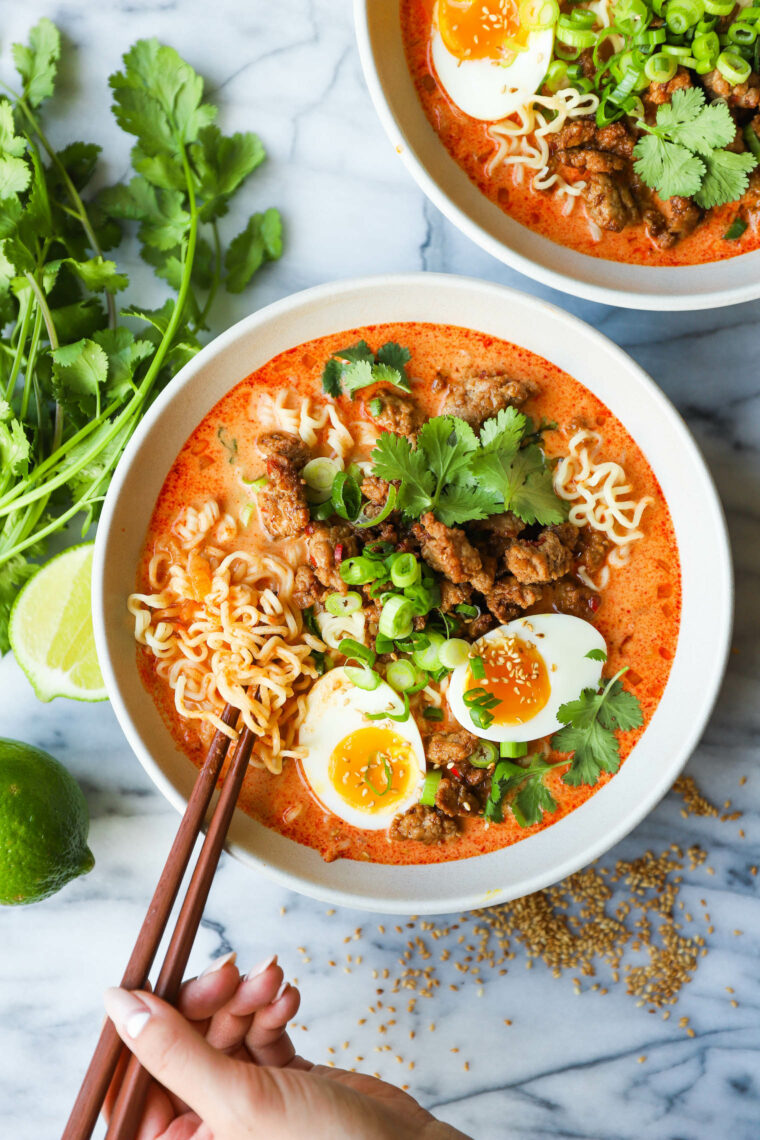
[370,406,566,528]
[0,21,282,652]
[633,87,757,208]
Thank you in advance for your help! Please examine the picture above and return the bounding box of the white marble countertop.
[1,2,759,1138]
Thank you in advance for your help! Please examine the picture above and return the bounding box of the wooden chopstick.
[104,724,256,1140]
[62,704,241,1140]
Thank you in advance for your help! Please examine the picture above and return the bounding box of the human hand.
[104,953,471,1140]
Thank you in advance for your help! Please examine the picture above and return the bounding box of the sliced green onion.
[355,483,398,529]
[363,754,393,798]
[439,638,470,669]
[374,633,395,655]
[666,0,704,34]
[338,638,375,664]
[404,583,437,617]
[728,22,757,45]
[556,18,597,48]
[500,741,529,758]
[468,741,499,769]
[311,499,335,521]
[660,43,692,56]
[469,655,486,681]
[609,64,645,103]
[455,602,479,618]
[723,216,748,239]
[239,502,255,528]
[635,25,667,46]
[325,591,362,617]
[423,706,444,722]
[389,552,421,589]
[463,687,501,711]
[544,59,568,90]
[367,692,411,723]
[744,121,760,158]
[368,397,384,417]
[378,595,415,640]
[520,0,560,29]
[645,52,678,80]
[241,473,268,490]
[344,665,382,690]
[704,0,733,14]
[386,659,419,692]
[412,630,445,672]
[469,706,495,730]
[340,556,383,585]
[420,769,443,807]
[693,30,720,60]
[302,457,342,502]
[331,471,361,521]
[717,49,752,83]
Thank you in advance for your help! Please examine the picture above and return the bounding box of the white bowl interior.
[354,2,760,311]
[93,274,732,913]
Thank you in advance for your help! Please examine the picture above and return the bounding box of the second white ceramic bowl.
[93,273,732,913]
[354,1,760,311]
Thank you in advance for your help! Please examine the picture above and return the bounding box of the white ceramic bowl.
[354,2,760,311]
[93,274,732,914]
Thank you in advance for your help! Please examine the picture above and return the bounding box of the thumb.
[104,986,253,1127]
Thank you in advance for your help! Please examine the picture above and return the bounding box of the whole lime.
[0,738,94,905]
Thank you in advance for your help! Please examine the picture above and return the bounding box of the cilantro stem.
[4,293,33,403]
[24,272,59,350]
[19,306,43,422]
[196,221,222,330]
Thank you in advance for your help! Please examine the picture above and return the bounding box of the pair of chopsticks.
[62,704,253,1140]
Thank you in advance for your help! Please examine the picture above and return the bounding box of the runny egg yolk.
[328,726,417,813]
[437,0,527,61]
[466,635,551,726]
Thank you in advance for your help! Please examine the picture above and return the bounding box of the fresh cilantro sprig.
[370,406,566,528]
[551,668,644,788]
[322,340,412,398]
[484,755,564,827]
[633,87,757,209]
[0,22,282,652]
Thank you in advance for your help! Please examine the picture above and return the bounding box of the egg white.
[298,667,426,831]
[447,614,606,743]
[431,23,555,121]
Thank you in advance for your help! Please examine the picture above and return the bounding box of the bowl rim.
[353,0,760,312]
[92,272,734,914]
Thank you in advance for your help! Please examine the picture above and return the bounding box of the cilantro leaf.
[586,648,607,662]
[370,432,434,518]
[51,339,109,415]
[660,90,735,155]
[12,18,60,108]
[469,443,566,525]
[695,149,757,210]
[322,357,343,397]
[552,671,643,788]
[633,135,704,201]
[484,756,560,826]
[64,256,129,294]
[342,359,376,396]
[478,406,526,455]
[417,416,478,486]
[513,765,559,828]
[224,208,282,293]
[376,341,411,372]
[193,125,266,221]
[0,555,37,653]
[334,341,374,365]
[0,401,30,481]
[436,482,501,526]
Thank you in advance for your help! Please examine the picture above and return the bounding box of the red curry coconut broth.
[130,322,680,866]
[401,0,760,267]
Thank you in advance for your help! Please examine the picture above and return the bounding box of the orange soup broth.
[137,322,681,865]
[400,0,760,267]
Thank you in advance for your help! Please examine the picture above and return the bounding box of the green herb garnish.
[484,755,563,826]
[633,87,757,208]
[321,340,412,398]
[551,668,644,787]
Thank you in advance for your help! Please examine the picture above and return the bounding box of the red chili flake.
[450,766,462,780]
[335,543,345,563]
[588,595,601,613]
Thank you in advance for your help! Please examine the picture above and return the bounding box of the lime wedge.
[9,543,107,702]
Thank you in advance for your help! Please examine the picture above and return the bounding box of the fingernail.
[246,953,277,981]
[104,987,151,1040]
[201,950,237,977]
[273,979,289,1003]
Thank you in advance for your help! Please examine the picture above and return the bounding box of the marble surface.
[1,2,759,1137]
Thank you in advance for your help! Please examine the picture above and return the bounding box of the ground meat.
[463,612,497,640]
[638,187,701,249]
[553,578,601,619]
[360,390,421,437]
[506,532,573,585]
[549,119,634,159]
[576,527,611,574]
[427,729,478,769]
[293,564,324,610]
[435,777,480,818]
[583,173,639,232]
[485,576,543,622]
[439,372,538,429]
[257,456,310,539]
[744,165,760,218]
[306,521,359,592]
[255,430,311,469]
[701,68,760,110]
[439,580,473,612]
[361,474,393,505]
[413,512,494,593]
[456,760,491,787]
[644,67,692,107]
[471,512,525,557]
[547,522,579,551]
[390,804,458,844]
[554,148,628,174]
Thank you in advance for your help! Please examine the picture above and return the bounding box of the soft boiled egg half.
[447,614,606,743]
[298,667,426,830]
[431,0,555,121]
